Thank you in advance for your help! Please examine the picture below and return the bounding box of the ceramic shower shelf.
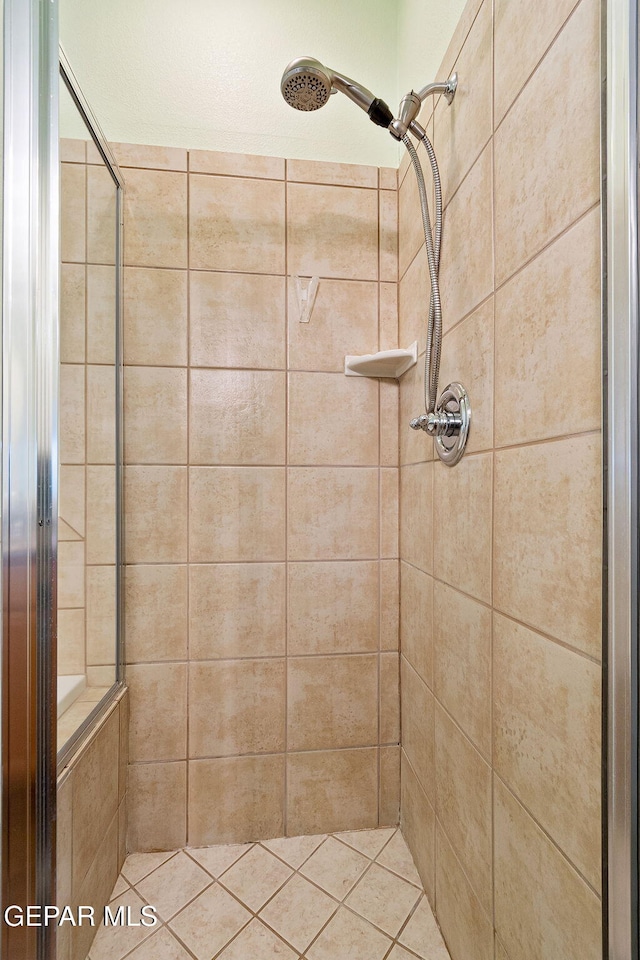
[344,341,418,379]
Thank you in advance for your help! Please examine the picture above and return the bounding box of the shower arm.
[388,73,457,142]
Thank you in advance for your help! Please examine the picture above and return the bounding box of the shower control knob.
[410,414,429,431]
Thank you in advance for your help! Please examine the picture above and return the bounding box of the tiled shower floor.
[88,827,450,960]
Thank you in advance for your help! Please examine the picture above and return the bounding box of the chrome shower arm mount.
[389,73,458,141]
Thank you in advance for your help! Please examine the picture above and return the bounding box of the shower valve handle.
[410,411,463,438]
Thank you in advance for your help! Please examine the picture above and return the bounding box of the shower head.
[281,57,333,112]
[280,57,394,128]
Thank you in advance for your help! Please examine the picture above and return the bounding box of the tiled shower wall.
[59,137,117,688]
[118,143,401,850]
[398,1,602,960]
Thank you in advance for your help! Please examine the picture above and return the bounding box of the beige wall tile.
[190,271,285,369]
[125,564,188,663]
[190,369,285,465]
[127,761,187,851]
[72,708,119,891]
[288,655,378,751]
[287,158,377,188]
[400,563,433,687]
[60,138,86,164]
[87,365,116,464]
[433,453,492,603]
[124,169,188,268]
[124,267,188,367]
[189,659,286,758]
[381,652,400,744]
[190,562,285,659]
[58,609,85,675]
[495,209,601,446]
[61,162,86,263]
[434,583,491,756]
[381,468,399,558]
[119,692,129,803]
[190,149,284,179]
[86,466,116,564]
[493,435,602,657]
[111,142,187,171]
[435,705,492,914]
[438,0,485,80]
[380,190,398,282]
[86,565,116,666]
[57,772,73,924]
[287,748,378,836]
[494,0,581,124]
[288,561,378,655]
[380,379,399,467]
[71,812,119,960]
[494,0,600,284]
[59,464,85,538]
[401,659,435,800]
[189,755,285,845]
[288,277,378,372]
[400,751,435,903]
[288,372,379,466]
[494,778,601,960]
[124,366,187,464]
[87,164,117,265]
[61,263,86,363]
[434,0,493,202]
[400,462,433,574]
[189,467,285,562]
[380,745,401,826]
[436,825,493,960]
[287,182,378,281]
[125,466,187,563]
[86,264,117,364]
[399,352,433,467]
[380,282,398,354]
[493,614,601,890]
[399,245,428,349]
[128,662,187,762]
[379,167,397,191]
[288,467,379,561]
[380,559,400,651]
[439,144,493,331]
[398,160,425,281]
[190,174,285,273]
[59,541,85,609]
[439,298,494,454]
[60,364,85,464]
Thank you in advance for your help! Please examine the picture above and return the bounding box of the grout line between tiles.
[185,140,191,848]
[284,156,290,837]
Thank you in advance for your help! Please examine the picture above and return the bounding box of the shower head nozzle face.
[281,58,332,112]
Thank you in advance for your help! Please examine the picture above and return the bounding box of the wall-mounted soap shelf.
[345,341,418,379]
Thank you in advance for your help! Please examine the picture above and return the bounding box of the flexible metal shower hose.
[402,133,443,415]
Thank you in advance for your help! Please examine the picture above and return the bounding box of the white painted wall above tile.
[60,0,466,167]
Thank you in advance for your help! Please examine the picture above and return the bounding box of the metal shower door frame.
[1,0,59,958]
[605,0,640,957]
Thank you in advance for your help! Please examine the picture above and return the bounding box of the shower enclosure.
[0,0,638,958]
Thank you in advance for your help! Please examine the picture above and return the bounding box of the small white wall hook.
[295,275,319,323]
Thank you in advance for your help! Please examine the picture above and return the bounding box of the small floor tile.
[376,830,423,887]
[168,883,251,960]
[187,842,253,879]
[334,827,395,859]
[136,851,212,921]
[89,890,154,960]
[259,873,337,953]
[345,862,422,938]
[262,833,325,868]
[300,836,369,900]
[122,926,193,959]
[219,844,293,911]
[121,851,176,886]
[218,918,299,958]
[306,907,392,960]
[398,896,450,959]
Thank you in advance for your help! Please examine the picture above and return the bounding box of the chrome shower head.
[280,57,394,128]
[281,58,333,112]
